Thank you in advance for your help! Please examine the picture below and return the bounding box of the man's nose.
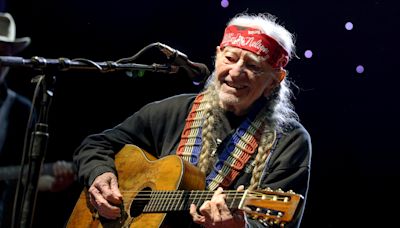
[229,61,245,77]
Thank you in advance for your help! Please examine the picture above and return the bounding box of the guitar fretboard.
[131,190,245,213]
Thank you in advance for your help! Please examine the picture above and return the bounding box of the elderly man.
[73,12,311,228]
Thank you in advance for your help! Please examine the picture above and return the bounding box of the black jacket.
[73,94,312,227]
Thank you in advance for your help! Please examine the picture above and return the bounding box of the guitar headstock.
[240,188,303,226]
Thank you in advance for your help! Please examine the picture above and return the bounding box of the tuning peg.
[274,219,280,225]
[265,187,273,192]
[276,188,284,193]
[287,189,296,194]
[258,218,269,227]
[269,219,275,225]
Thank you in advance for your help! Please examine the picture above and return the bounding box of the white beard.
[218,90,239,106]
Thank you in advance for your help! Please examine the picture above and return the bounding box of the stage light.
[345,22,353,31]
[304,50,313,58]
[221,0,229,8]
[356,65,364,74]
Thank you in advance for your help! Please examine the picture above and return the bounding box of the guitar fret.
[143,190,246,213]
[228,191,242,209]
[174,191,182,211]
[156,191,162,212]
[193,190,202,208]
[146,191,152,212]
[178,190,189,211]
[190,190,197,208]
[159,191,165,212]
[166,191,174,211]
[159,191,169,211]
[147,191,153,212]
[179,190,186,211]
[151,191,159,212]
[172,191,180,211]
[164,191,170,211]
[143,192,150,212]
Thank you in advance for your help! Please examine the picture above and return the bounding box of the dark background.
[3,0,400,227]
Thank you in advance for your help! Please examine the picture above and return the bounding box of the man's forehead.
[222,46,262,62]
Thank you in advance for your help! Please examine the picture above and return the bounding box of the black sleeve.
[72,94,194,187]
[247,124,312,228]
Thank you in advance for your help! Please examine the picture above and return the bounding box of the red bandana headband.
[220,25,289,68]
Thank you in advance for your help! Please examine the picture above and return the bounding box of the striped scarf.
[176,91,269,190]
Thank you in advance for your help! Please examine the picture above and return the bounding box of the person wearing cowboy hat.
[0,11,33,228]
[0,12,31,83]
[0,12,75,228]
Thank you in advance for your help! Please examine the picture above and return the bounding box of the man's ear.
[263,69,286,97]
[277,68,287,82]
[216,46,222,55]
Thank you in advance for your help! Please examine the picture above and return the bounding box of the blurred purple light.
[304,50,313,58]
[356,65,364,74]
[221,0,229,8]
[345,22,353,30]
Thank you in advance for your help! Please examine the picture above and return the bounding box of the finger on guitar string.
[236,185,245,191]
[93,172,123,204]
[88,172,123,219]
[109,173,123,202]
[211,187,230,222]
[88,187,121,219]
[197,187,246,228]
[190,204,206,224]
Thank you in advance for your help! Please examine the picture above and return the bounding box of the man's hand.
[37,160,75,192]
[88,172,123,219]
[190,186,246,228]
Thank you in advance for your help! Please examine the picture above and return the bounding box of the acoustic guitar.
[67,144,303,227]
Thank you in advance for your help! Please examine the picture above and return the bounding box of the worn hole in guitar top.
[129,187,151,218]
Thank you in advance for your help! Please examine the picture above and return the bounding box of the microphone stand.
[0,55,177,228]
[0,56,178,74]
[18,74,53,228]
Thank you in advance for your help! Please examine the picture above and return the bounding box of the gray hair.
[227,12,296,60]
[222,12,300,132]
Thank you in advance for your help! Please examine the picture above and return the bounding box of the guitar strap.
[177,91,270,190]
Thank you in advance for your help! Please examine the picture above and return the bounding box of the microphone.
[155,42,210,83]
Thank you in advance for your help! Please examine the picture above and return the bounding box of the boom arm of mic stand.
[0,56,178,74]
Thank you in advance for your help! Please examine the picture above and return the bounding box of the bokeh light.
[356,65,364,74]
[345,22,354,30]
[304,50,313,58]
[221,0,229,8]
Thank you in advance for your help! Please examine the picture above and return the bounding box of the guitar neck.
[137,190,244,213]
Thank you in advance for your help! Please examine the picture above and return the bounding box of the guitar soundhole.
[129,187,151,218]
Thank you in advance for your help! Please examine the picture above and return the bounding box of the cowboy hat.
[0,12,31,55]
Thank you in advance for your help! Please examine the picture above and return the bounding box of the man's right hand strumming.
[88,172,123,219]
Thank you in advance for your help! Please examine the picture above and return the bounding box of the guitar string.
[122,194,289,200]
[80,191,291,201]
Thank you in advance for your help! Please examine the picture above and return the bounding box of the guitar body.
[67,144,205,228]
